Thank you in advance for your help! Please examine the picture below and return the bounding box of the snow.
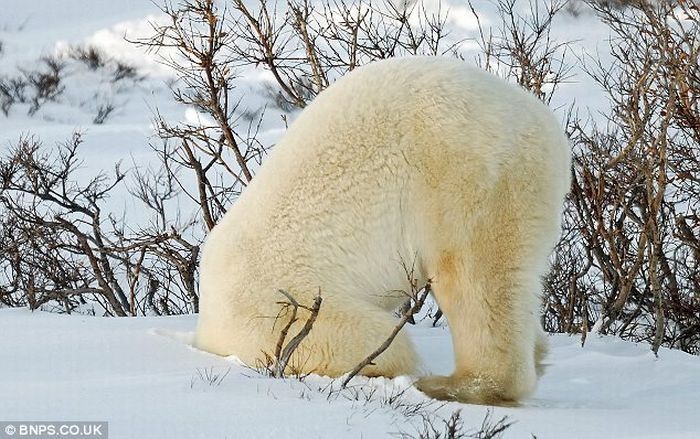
[1,307,699,438]
[1,1,699,438]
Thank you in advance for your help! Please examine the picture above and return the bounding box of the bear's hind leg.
[415,199,547,405]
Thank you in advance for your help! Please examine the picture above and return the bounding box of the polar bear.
[194,56,571,405]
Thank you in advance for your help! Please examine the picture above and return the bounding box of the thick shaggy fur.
[194,57,571,405]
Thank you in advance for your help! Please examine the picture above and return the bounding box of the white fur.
[194,56,571,405]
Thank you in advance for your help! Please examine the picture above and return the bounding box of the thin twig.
[341,280,431,388]
[273,290,323,377]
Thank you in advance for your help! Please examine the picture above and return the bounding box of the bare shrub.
[395,409,515,439]
[0,47,141,118]
[0,134,129,314]
[0,74,28,116]
[469,0,573,104]
[224,0,462,108]
[69,45,107,70]
[189,366,231,388]
[93,102,115,124]
[112,61,140,82]
[0,56,65,116]
[0,133,202,316]
[543,0,700,354]
[135,0,265,230]
[25,56,65,115]
[68,45,143,83]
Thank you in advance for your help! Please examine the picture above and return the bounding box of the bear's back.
[240,57,567,211]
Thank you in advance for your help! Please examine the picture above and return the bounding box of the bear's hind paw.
[414,374,520,407]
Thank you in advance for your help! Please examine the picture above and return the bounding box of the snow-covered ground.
[2,1,699,438]
[2,307,699,438]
